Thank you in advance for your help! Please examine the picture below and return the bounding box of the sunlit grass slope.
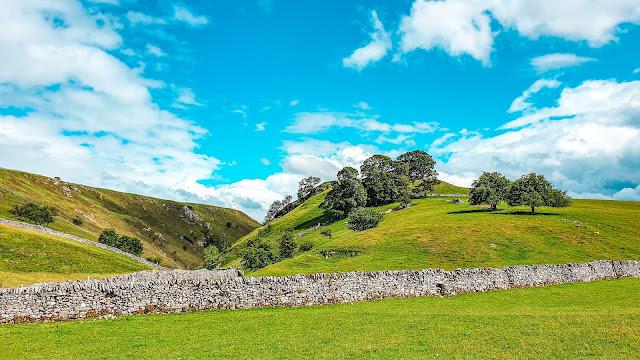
[222,181,639,276]
[0,168,260,269]
[1,278,638,359]
[0,224,150,287]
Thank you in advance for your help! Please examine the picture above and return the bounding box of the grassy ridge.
[1,278,638,358]
[0,224,150,287]
[0,168,260,269]
[222,182,640,276]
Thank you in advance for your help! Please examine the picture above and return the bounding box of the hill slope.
[221,181,640,276]
[0,224,151,287]
[0,168,260,269]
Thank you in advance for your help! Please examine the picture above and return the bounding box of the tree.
[98,229,142,256]
[279,231,297,259]
[337,166,358,180]
[397,150,439,196]
[469,172,510,210]
[264,195,293,223]
[507,173,571,213]
[360,155,411,206]
[297,176,321,200]
[98,229,119,247]
[243,243,277,270]
[321,177,367,219]
[347,208,384,231]
[202,245,220,269]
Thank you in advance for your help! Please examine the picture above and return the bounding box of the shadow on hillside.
[447,209,499,215]
[293,212,335,230]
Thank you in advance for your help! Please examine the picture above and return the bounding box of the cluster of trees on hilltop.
[322,150,438,219]
[469,172,571,213]
[98,229,143,256]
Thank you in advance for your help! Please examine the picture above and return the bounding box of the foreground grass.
[0,224,150,287]
[1,278,639,359]
[236,196,640,276]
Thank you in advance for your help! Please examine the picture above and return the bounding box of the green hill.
[221,181,640,276]
[0,168,260,269]
[0,224,151,287]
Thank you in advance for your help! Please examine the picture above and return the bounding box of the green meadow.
[0,224,150,287]
[1,278,638,359]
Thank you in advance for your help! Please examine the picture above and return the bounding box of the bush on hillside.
[98,229,143,256]
[244,243,278,270]
[347,208,383,231]
[10,203,58,225]
[279,231,297,259]
[72,217,83,226]
[202,245,220,269]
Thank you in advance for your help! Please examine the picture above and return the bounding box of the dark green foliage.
[347,208,384,231]
[72,217,83,226]
[397,150,439,196]
[297,176,321,200]
[145,256,162,264]
[507,173,571,213]
[98,229,143,256]
[10,203,58,225]
[321,177,367,219]
[226,221,232,228]
[337,166,358,180]
[299,241,313,252]
[243,243,277,270]
[360,155,411,206]
[279,231,297,259]
[202,245,220,269]
[469,172,510,210]
[320,228,332,237]
[264,195,293,223]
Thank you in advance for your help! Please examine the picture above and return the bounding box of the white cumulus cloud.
[530,53,596,73]
[173,5,209,26]
[343,10,392,70]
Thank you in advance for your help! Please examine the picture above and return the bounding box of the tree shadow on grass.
[448,209,558,216]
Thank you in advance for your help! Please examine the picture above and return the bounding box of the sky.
[1,0,640,221]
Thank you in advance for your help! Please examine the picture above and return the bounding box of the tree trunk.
[531,206,535,213]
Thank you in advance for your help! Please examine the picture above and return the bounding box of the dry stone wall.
[1,260,638,324]
[0,218,166,270]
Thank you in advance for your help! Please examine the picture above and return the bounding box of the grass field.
[0,224,150,287]
[221,188,640,276]
[1,278,638,359]
[0,168,260,269]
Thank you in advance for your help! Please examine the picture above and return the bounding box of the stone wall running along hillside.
[1,260,639,324]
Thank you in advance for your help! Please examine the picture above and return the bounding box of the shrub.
[10,203,58,225]
[145,256,162,264]
[226,221,232,228]
[299,241,313,252]
[244,243,277,270]
[98,229,143,256]
[320,229,332,237]
[72,217,83,226]
[347,208,383,231]
[202,245,220,269]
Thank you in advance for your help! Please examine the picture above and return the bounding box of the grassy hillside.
[0,224,150,287]
[1,278,638,358]
[221,182,640,276]
[0,168,260,269]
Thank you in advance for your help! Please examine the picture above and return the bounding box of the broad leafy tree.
[469,172,510,210]
[507,173,571,213]
[279,231,297,259]
[397,150,439,196]
[297,176,321,200]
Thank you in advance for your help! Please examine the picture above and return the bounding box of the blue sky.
[1,0,640,220]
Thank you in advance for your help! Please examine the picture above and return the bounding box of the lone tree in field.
[507,173,571,213]
[469,172,510,210]
[297,176,321,200]
[397,150,439,196]
[321,167,367,219]
[360,155,410,206]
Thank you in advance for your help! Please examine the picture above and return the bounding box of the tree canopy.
[507,173,571,213]
[321,176,367,219]
[297,176,321,200]
[397,150,439,196]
